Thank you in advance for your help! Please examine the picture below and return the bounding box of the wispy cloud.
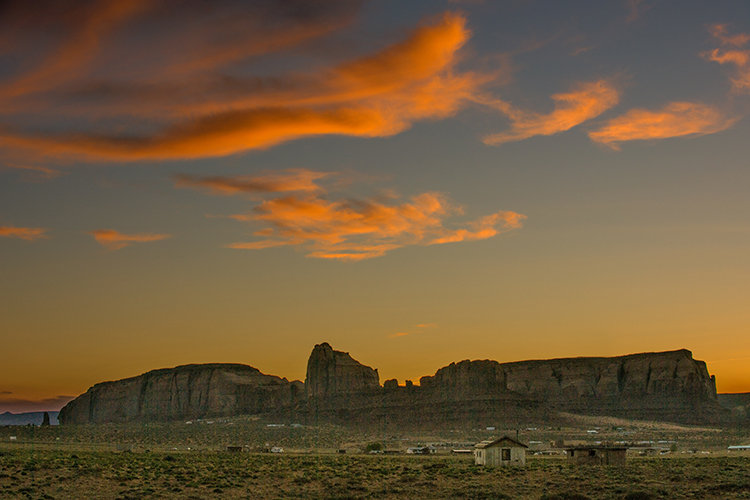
[0,10,486,161]
[389,322,438,339]
[388,332,411,339]
[625,0,652,24]
[3,163,64,180]
[704,24,750,93]
[185,169,524,260]
[0,225,48,240]
[89,229,171,250]
[480,79,620,145]
[709,24,750,47]
[588,101,737,149]
[228,192,524,261]
[0,1,149,103]
[174,169,330,196]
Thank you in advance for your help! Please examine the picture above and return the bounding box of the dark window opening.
[589,450,596,457]
[502,448,511,461]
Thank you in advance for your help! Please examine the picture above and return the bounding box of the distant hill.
[718,393,750,408]
[718,393,750,421]
[59,344,729,427]
[0,411,59,426]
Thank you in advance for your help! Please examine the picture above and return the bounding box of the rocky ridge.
[59,344,726,425]
[58,363,304,424]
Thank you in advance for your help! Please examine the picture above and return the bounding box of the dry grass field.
[1,447,749,499]
[1,416,748,499]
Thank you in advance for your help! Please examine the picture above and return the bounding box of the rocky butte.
[59,343,727,426]
[58,364,304,424]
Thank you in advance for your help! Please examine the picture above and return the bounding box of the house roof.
[475,436,528,449]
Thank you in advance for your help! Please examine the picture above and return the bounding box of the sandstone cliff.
[59,344,725,426]
[58,363,304,425]
[415,349,720,423]
[420,349,716,404]
[305,342,380,399]
[304,347,722,426]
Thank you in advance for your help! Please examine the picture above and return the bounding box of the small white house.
[474,436,528,466]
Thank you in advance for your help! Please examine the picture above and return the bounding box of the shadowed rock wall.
[59,345,725,426]
[59,364,304,424]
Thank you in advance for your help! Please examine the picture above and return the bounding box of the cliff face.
[419,349,716,404]
[305,342,380,399]
[412,349,719,423]
[59,345,724,426]
[306,347,722,426]
[58,364,304,425]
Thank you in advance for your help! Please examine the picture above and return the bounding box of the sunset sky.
[2,0,750,413]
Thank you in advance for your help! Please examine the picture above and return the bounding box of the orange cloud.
[89,229,171,250]
[388,332,411,339]
[429,211,526,244]
[0,1,358,108]
[174,169,330,196]
[226,188,524,261]
[704,25,750,93]
[3,163,63,180]
[0,225,48,241]
[416,323,437,329]
[709,24,750,47]
[481,79,620,145]
[0,1,149,103]
[0,12,484,161]
[588,102,737,149]
[389,323,437,339]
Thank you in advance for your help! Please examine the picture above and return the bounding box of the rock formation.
[59,344,727,426]
[304,345,723,426]
[58,363,304,425]
[305,342,379,399]
[412,349,721,424]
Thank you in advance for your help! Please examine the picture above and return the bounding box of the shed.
[566,446,627,465]
[474,436,528,466]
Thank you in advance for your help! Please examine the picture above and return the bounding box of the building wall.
[474,446,526,466]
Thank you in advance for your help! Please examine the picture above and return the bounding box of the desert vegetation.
[1,416,748,498]
[1,447,749,499]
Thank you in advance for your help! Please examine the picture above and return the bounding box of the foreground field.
[1,448,749,499]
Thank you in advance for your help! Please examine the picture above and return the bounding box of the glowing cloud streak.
[0,226,48,241]
[89,229,171,250]
[0,12,482,161]
[482,80,620,145]
[222,181,524,260]
[174,169,330,195]
[588,102,737,149]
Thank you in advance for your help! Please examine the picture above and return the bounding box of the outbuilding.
[566,446,627,465]
[474,436,528,466]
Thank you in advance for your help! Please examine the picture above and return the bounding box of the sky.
[1,0,750,413]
